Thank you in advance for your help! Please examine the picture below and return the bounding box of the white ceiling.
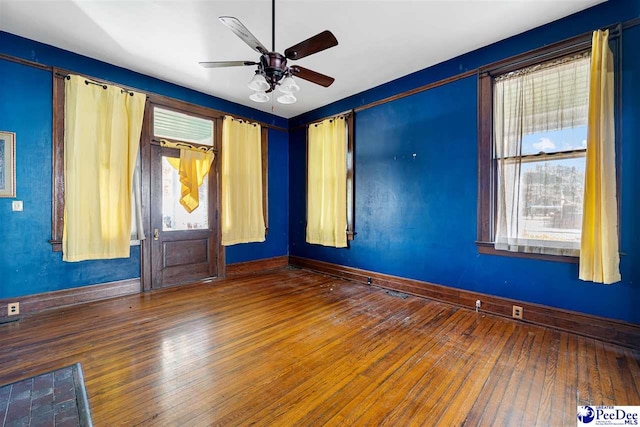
[1,0,605,119]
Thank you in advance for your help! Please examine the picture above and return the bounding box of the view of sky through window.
[521,125,587,155]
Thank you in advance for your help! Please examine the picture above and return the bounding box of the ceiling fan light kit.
[199,0,338,106]
[249,91,270,103]
[276,93,297,104]
[279,76,300,94]
[247,73,270,92]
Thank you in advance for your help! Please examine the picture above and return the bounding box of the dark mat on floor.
[0,363,92,427]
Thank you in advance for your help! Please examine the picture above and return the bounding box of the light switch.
[12,200,23,211]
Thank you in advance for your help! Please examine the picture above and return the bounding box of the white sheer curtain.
[130,151,145,242]
[494,53,591,255]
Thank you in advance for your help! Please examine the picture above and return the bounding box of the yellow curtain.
[161,140,214,213]
[62,75,145,261]
[579,30,621,284]
[221,116,265,245]
[306,117,347,248]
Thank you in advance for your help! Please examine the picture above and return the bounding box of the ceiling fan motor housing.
[260,52,288,88]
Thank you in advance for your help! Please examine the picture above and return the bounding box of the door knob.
[153,228,159,240]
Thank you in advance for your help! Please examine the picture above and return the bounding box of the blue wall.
[289,0,640,324]
[0,32,289,299]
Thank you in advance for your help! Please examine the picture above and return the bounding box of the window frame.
[476,35,597,263]
[305,112,356,242]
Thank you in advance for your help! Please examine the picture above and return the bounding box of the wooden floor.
[1,268,639,426]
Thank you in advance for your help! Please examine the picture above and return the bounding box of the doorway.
[144,103,222,289]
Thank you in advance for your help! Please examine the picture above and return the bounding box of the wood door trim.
[140,101,153,291]
[216,117,226,278]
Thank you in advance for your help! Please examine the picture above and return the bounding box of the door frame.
[140,96,225,291]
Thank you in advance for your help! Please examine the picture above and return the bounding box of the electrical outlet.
[8,302,20,316]
[512,305,523,319]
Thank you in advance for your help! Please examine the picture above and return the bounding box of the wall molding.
[289,256,640,349]
[0,279,140,320]
[226,255,289,276]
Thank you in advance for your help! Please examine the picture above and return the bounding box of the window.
[306,113,355,247]
[220,115,267,245]
[154,107,214,146]
[50,69,145,252]
[477,41,596,261]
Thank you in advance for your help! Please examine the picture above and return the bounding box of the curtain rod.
[55,72,136,96]
[151,138,217,153]
[225,116,260,127]
[307,110,353,128]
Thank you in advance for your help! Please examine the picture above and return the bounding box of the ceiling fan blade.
[219,16,269,54]
[284,30,338,60]
[291,66,335,87]
[199,61,258,68]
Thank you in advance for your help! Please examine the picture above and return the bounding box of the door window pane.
[162,156,208,231]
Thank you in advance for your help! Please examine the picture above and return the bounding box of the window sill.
[475,241,579,264]
[50,240,141,252]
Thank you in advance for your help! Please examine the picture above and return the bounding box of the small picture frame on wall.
[0,131,16,198]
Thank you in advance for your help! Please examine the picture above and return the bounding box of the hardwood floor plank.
[518,329,558,426]
[0,268,638,426]
[492,326,546,426]
[614,348,640,405]
[437,318,517,426]
[289,304,460,426]
[378,316,494,424]
[334,312,510,426]
[534,330,562,426]
[577,338,595,406]
[461,324,525,425]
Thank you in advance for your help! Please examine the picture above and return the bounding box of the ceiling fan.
[199,0,338,104]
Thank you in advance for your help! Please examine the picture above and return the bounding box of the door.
[148,105,221,289]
